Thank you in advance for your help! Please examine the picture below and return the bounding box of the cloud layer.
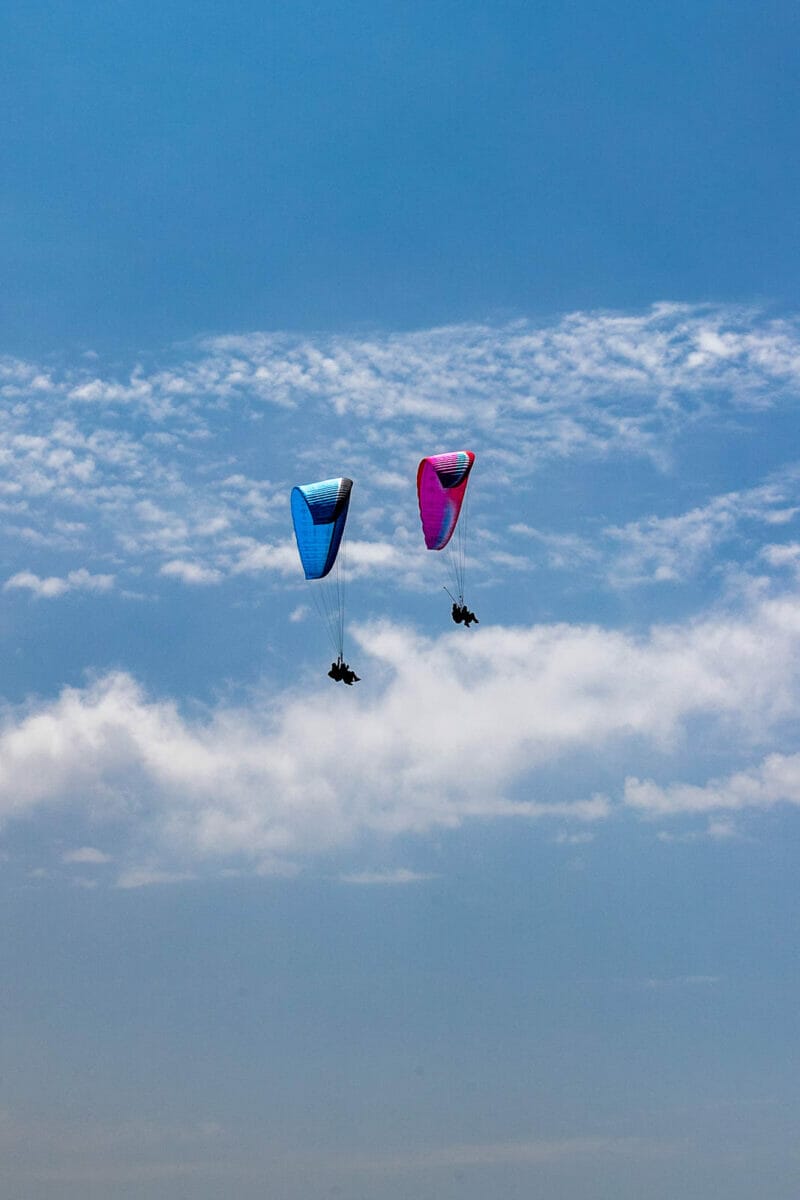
[3,303,800,599]
[3,588,800,882]
[3,303,800,880]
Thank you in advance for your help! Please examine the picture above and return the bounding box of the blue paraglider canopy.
[290,477,352,580]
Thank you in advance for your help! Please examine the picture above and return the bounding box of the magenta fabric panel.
[416,451,475,550]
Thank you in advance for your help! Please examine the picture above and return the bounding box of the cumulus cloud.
[1,592,800,880]
[2,304,800,879]
[229,538,300,576]
[626,751,800,816]
[4,568,114,598]
[159,559,223,585]
[656,817,743,842]
[762,541,800,569]
[229,535,426,587]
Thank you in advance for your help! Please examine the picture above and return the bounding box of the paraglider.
[417,450,479,626]
[327,657,360,685]
[451,601,479,627]
[290,476,361,683]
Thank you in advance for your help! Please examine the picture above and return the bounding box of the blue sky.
[2,3,800,1197]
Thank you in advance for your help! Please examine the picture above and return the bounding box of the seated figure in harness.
[451,601,479,628]
[328,656,361,685]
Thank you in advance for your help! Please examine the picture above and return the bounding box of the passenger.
[330,658,360,684]
[452,602,479,627]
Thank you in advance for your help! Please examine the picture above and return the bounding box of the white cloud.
[4,571,70,598]
[762,541,800,568]
[229,538,299,576]
[656,817,742,842]
[116,867,197,889]
[226,536,420,583]
[62,846,112,864]
[338,868,437,885]
[626,750,800,816]
[706,818,740,839]
[1,591,799,879]
[202,305,800,439]
[514,470,800,587]
[554,831,595,845]
[345,539,406,571]
[3,303,800,599]
[603,474,800,585]
[159,559,223,585]
[4,568,114,598]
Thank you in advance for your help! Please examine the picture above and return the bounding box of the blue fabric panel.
[291,477,352,579]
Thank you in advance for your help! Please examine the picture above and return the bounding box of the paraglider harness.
[446,589,479,628]
[328,656,360,685]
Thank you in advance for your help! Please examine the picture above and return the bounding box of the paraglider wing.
[291,477,353,579]
[417,451,475,550]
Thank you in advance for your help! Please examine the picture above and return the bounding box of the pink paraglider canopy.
[416,450,475,550]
